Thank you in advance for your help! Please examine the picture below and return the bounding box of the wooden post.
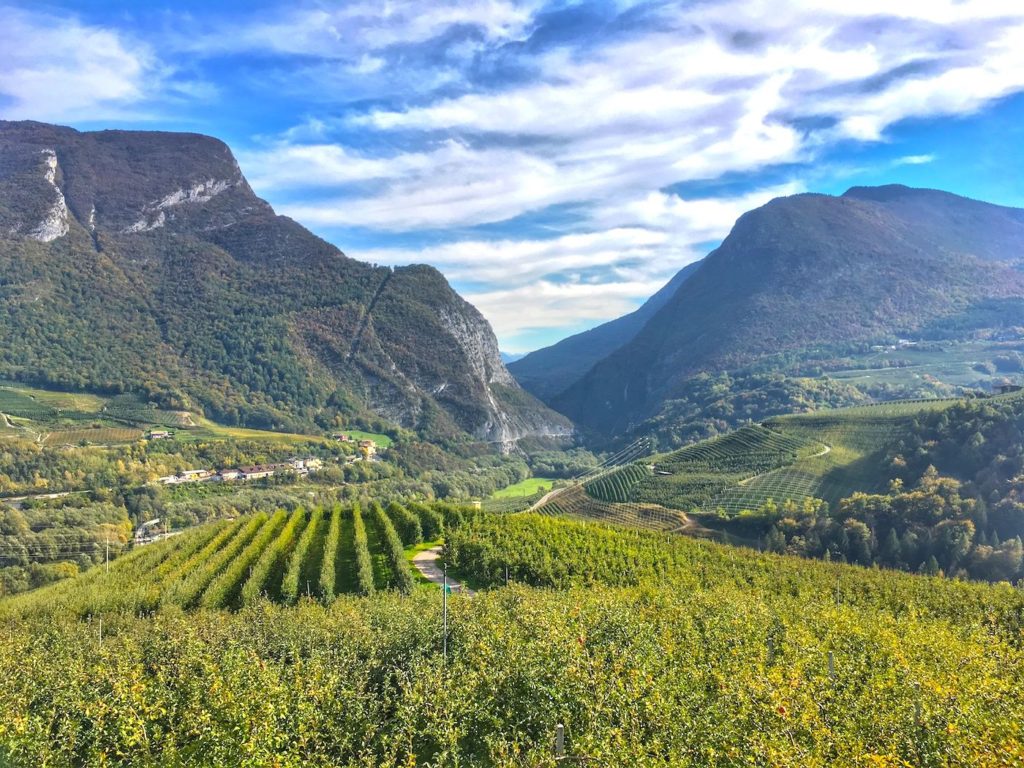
[828,651,836,684]
[554,723,565,758]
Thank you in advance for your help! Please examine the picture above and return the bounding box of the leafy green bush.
[240,508,307,606]
[318,505,343,602]
[373,502,413,594]
[385,501,422,546]
[352,503,374,597]
[200,511,288,609]
[280,507,324,603]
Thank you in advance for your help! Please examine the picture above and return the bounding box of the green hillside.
[565,398,960,517]
[554,186,1024,438]
[2,509,1023,765]
[0,121,568,444]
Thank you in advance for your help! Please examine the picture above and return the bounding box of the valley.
[3,117,1024,766]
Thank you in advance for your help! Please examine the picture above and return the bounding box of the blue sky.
[3,1,1024,353]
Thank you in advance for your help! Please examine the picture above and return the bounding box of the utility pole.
[443,561,448,663]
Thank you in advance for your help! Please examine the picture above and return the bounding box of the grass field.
[0,383,106,414]
[340,429,393,448]
[491,477,556,498]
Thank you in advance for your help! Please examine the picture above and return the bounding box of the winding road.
[411,545,473,594]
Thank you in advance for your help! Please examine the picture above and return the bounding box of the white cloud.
[893,154,936,166]
[465,278,670,340]
[0,6,159,121]
[183,0,539,60]
[249,2,1024,237]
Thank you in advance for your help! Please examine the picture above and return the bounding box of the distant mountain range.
[0,121,570,445]
[515,185,1024,438]
[508,261,702,401]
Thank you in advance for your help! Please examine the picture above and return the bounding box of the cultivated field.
[0,501,449,617]
[565,398,966,519]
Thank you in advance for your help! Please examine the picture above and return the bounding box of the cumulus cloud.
[0,6,158,121]
[352,183,802,342]
[251,2,1024,235]
[893,154,936,166]
[464,278,671,341]
[180,0,539,60]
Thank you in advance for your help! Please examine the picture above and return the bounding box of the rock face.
[0,120,571,444]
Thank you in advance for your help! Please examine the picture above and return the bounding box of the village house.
[156,457,324,485]
[147,430,173,440]
[238,465,275,481]
[179,469,213,482]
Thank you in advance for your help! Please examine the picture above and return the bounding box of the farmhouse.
[217,468,242,481]
[238,465,275,481]
[147,430,173,440]
[179,469,213,482]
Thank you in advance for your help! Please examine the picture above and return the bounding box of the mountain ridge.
[0,120,571,446]
[552,186,1024,436]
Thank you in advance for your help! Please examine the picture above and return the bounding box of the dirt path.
[529,485,566,511]
[736,443,831,487]
[411,545,473,594]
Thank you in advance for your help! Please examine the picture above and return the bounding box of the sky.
[2,1,1024,353]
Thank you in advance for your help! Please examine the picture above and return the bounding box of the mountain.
[509,261,702,400]
[553,185,1024,436]
[0,121,571,445]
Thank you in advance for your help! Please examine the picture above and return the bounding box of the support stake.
[443,561,448,663]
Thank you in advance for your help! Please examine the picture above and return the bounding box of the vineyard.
[565,399,965,521]
[583,463,651,502]
[2,509,1023,765]
[102,394,193,428]
[0,388,59,420]
[0,502,454,617]
[41,427,143,446]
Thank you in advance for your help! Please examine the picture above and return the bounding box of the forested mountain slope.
[0,121,570,444]
[554,186,1024,436]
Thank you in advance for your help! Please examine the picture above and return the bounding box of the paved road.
[411,545,473,594]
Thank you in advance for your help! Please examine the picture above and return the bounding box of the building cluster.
[157,457,324,486]
[331,434,379,457]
